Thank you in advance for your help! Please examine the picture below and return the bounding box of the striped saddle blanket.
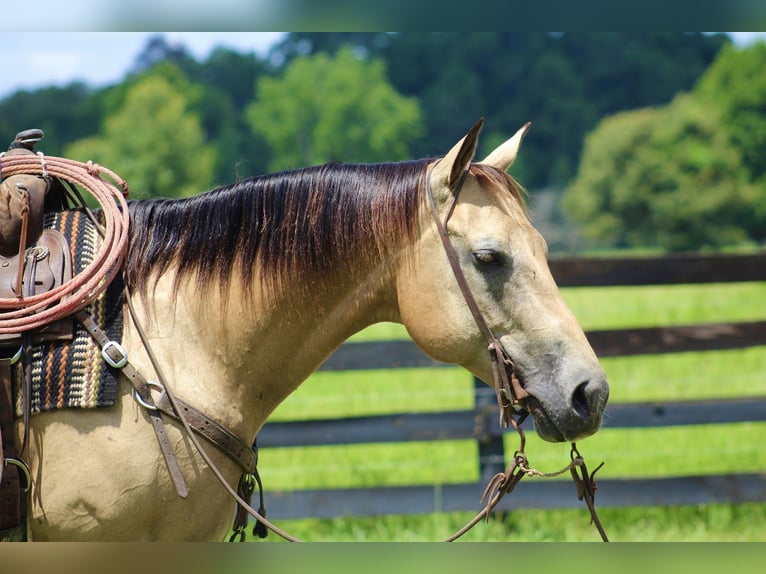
[12,209,123,415]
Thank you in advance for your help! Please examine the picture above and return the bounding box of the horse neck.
[125,164,426,440]
[132,236,404,443]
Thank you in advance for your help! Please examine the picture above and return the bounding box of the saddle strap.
[75,310,256,476]
[74,310,189,498]
[0,357,26,541]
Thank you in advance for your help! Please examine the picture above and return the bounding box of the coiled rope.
[0,152,129,333]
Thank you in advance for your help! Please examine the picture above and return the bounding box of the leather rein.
[115,165,609,542]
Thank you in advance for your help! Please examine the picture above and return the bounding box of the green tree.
[191,47,274,182]
[245,47,422,171]
[563,94,758,251]
[371,32,727,189]
[0,83,101,156]
[65,69,215,199]
[695,42,766,183]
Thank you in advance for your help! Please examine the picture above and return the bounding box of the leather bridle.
[424,165,530,429]
[424,166,609,542]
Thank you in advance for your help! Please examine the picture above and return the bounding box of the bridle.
[123,162,609,542]
[424,165,609,541]
[424,165,529,429]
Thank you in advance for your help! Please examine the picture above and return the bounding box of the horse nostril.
[571,380,592,421]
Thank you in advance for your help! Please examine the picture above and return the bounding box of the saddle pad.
[14,209,123,415]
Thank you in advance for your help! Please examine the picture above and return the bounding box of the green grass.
[561,282,766,330]
[260,503,766,542]
[253,280,766,542]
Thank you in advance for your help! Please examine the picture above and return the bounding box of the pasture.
[253,277,766,541]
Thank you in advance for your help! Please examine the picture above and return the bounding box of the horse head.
[397,120,609,442]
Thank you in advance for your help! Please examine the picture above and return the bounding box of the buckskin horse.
[4,119,608,541]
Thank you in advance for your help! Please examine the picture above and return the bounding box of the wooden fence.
[257,252,766,520]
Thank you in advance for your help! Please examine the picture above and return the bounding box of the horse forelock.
[125,160,430,302]
[469,163,528,215]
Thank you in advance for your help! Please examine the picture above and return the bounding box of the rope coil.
[0,153,129,334]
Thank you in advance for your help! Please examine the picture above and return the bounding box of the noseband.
[425,167,529,428]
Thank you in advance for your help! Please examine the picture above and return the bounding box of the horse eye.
[472,249,501,266]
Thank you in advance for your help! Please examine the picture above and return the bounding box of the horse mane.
[124,160,526,302]
[125,159,430,300]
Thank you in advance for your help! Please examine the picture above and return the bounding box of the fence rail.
[258,252,766,520]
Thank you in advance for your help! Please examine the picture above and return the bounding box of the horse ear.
[481,122,531,172]
[430,118,484,201]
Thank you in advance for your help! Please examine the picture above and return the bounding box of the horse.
[16,119,608,541]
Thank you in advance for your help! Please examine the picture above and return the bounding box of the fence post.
[474,376,506,482]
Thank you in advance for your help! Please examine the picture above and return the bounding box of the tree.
[64,68,215,199]
[191,47,274,182]
[124,37,275,183]
[130,34,197,76]
[245,47,422,171]
[0,83,101,157]
[562,94,758,251]
[695,42,766,183]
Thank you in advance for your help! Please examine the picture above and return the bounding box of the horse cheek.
[397,269,476,366]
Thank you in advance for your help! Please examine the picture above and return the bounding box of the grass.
[257,503,766,542]
[251,280,766,542]
[561,282,766,330]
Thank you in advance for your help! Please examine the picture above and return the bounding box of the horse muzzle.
[521,368,609,442]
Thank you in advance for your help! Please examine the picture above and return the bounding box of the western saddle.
[0,129,73,541]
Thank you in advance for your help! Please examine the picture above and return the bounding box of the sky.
[0,32,764,101]
[0,32,286,100]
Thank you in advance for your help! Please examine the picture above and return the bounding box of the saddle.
[0,130,73,541]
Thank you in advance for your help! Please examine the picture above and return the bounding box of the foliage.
[1,32,726,190]
[0,32,734,245]
[245,47,422,171]
[564,41,766,251]
[271,33,726,187]
[64,68,216,199]
[149,43,276,183]
[694,42,766,241]
[696,42,766,182]
[0,83,100,156]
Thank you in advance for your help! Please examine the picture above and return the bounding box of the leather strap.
[75,310,189,498]
[75,310,256,476]
[152,392,256,473]
[425,170,528,427]
[0,356,25,540]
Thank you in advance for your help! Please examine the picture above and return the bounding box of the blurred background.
[2,31,765,254]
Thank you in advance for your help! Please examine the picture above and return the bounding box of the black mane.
[125,160,430,299]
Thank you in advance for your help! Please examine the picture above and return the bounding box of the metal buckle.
[101,340,128,369]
